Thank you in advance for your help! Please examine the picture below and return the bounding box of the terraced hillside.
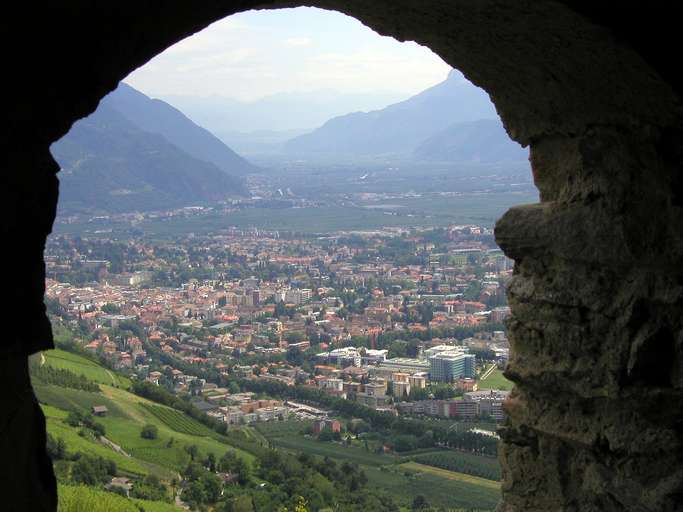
[41,348,132,388]
[31,352,259,511]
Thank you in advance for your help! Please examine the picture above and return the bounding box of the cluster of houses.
[45,225,513,423]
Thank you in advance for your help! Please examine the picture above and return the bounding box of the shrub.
[140,424,158,439]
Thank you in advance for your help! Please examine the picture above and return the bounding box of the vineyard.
[411,450,501,481]
[42,348,131,388]
[400,462,501,490]
[58,484,180,512]
[140,403,216,436]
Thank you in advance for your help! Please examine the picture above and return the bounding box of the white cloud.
[125,7,452,101]
[285,36,312,47]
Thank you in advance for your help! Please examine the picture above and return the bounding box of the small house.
[92,405,108,416]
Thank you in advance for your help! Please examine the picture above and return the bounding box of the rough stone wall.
[1,1,683,510]
[496,126,683,510]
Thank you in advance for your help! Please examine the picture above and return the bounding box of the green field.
[411,450,501,481]
[42,404,154,476]
[37,381,255,478]
[256,420,501,510]
[140,403,218,437]
[478,368,514,391]
[270,435,398,467]
[400,461,500,490]
[365,464,499,510]
[42,348,131,388]
[54,189,539,238]
[35,384,123,416]
[58,484,181,512]
[256,421,397,467]
[253,419,311,437]
[97,386,255,469]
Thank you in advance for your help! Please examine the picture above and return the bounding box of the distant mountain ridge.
[284,70,499,156]
[284,70,527,163]
[414,119,528,162]
[163,90,407,134]
[51,85,251,213]
[104,84,257,176]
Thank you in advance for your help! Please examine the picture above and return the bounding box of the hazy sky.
[125,7,451,102]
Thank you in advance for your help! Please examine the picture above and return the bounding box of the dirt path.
[99,436,131,457]
[104,369,117,385]
[175,486,190,510]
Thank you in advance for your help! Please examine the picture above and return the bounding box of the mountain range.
[163,90,406,134]
[284,70,527,162]
[51,71,528,215]
[51,85,253,213]
[414,119,528,162]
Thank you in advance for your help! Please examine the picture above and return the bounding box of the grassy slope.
[400,461,500,489]
[42,348,132,388]
[96,385,255,470]
[42,404,153,477]
[367,464,499,511]
[37,382,255,478]
[58,484,180,512]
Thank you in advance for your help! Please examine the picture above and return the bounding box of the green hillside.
[34,347,500,511]
[36,382,254,473]
[59,484,180,512]
[42,348,132,388]
[31,353,259,511]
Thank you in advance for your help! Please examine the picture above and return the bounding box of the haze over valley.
[52,68,533,231]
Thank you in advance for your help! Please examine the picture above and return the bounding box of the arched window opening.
[41,7,535,511]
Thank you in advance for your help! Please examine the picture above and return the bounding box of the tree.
[101,303,121,314]
[66,410,83,427]
[46,434,67,460]
[412,495,430,510]
[140,424,158,439]
[206,452,217,472]
[182,480,207,506]
[223,495,254,512]
[185,444,199,461]
[70,455,116,485]
[91,421,106,437]
[131,474,168,502]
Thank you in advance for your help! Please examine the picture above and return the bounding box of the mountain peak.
[284,68,497,156]
[104,83,257,176]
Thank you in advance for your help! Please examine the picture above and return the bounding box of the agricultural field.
[141,403,217,437]
[478,368,514,391]
[365,463,500,510]
[41,348,131,388]
[257,420,501,510]
[37,381,255,476]
[95,386,256,470]
[253,419,311,437]
[54,188,539,239]
[35,384,122,416]
[400,461,501,490]
[42,404,154,477]
[263,432,398,467]
[58,484,180,512]
[411,450,501,481]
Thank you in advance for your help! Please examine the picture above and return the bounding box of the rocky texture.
[496,126,683,510]
[2,1,683,510]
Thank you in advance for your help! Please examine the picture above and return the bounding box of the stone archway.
[2,2,682,510]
